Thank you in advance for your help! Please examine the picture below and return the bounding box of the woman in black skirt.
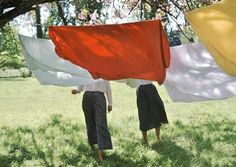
[136,80,168,144]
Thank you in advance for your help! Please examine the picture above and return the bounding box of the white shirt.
[138,79,153,86]
[77,80,112,106]
[123,79,153,88]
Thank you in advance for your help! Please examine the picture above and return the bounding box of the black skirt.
[136,84,168,131]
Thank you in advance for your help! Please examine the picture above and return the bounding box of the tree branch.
[168,0,184,11]
[128,0,141,15]
[160,7,192,42]
[144,0,192,42]
[140,0,143,19]
[0,0,56,28]
[0,0,21,9]
[193,1,200,8]
[35,5,44,38]
[185,0,192,11]
[56,0,68,25]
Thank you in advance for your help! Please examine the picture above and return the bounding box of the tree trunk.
[56,0,68,25]
[0,0,56,29]
[35,5,44,38]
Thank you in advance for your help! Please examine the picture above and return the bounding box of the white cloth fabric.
[164,42,236,102]
[77,80,112,105]
[19,34,103,86]
[33,70,102,87]
[19,34,137,87]
[19,34,92,77]
[19,35,236,102]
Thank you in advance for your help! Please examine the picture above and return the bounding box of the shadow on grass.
[0,145,32,167]
[101,153,138,167]
[0,127,54,167]
[0,115,235,166]
[151,140,192,167]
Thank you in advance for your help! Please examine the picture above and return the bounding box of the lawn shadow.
[0,145,32,167]
[151,139,192,167]
[0,116,235,167]
[0,114,95,167]
[0,127,54,167]
[101,153,138,167]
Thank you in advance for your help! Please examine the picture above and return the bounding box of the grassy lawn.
[0,78,235,167]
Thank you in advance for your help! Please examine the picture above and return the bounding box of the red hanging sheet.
[49,20,170,84]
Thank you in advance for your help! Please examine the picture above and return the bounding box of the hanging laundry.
[19,35,92,78]
[185,0,236,76]
[164,42,236,102]
[19,35,137,87]
[33,70,103,87]
[19,35,102,86]
[49,19,170,84]
[19,35,236,101]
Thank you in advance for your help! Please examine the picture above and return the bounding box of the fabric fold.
[185,0,236,76]
[19,35,236,102]
[19,34,102,86]
[164,42,236,102]
[49,19,170,84]
[19,35,138,87]
[33,70,102,87]
[19,34,92,78]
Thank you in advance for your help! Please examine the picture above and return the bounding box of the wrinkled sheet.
[164,42,236,102]
[49,20,170,84]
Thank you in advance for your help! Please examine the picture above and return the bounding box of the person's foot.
[90,144,96,151]
[156,136,161,143]
[144,139,149,145]
[156,136,160,141]
[155,128,160,141]
[142,131,148,146]
[140,139,149,146]
[98,150,103,161]
[143,141,150,146]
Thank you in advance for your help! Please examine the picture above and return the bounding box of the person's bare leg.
[98,150,103,161]
[155,127,160,141]
[142,131,148,145]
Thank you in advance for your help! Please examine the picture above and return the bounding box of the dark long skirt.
[136,84,168,131]
[82,91,112,150]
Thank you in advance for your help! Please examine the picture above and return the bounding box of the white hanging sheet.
[164,43,236,102]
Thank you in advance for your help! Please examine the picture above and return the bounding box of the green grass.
[0,78,235,167]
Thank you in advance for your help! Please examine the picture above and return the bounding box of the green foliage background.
[0,25,23,69]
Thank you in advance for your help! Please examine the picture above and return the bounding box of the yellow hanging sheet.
[185,0,236,76]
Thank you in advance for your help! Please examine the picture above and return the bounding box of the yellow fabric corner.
[185,0,236,76]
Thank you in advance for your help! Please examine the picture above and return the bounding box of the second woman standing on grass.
[136,79,168,145]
